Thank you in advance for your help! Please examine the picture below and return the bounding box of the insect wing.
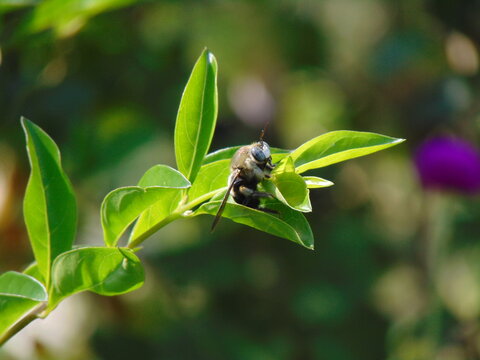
[211,170,240,231]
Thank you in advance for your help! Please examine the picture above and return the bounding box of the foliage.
[0,49,403,346]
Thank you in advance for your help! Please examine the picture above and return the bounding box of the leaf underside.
[0,272,47,336]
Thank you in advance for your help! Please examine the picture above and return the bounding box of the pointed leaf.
[290,131,405,173]
[195,198,314,249]
[49,247,144,309]
[303,176,334,188]
[0,272,47,336]
[21,117,77,287]
[174,49,218,183]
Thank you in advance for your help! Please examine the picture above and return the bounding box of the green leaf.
[128,190,182,244]
[21,117,77,287]
[303,176,334,188]
[0,272,47,336]
[49,247,144,309]
[127,165,190,245]
[174,49,218,183]
[0,272,47,302]
[290,131,405,173]
[268,157,311,212]
[195,198,314,249]
[272,155,296,174]
[204,146,289,165]
[23,263,44,283]
[270,172,311,212]
[137,165,190,188]
[102,186,184,247]
[188,159,230,201]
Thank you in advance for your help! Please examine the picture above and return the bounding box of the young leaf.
[174,49,218,183]
[303,176,334,188]
[272,155,296,174]
[128,165,191,245]
[128,190,182,244]
[49,247,144,309]
[137,165,190,188]
[194,198,314,249]
[23,263,44,283]
[290,131,405,173]
[21,117,77,287]
[269,172,311,212]
[0,272,47,336]
[188,159,230,201]
[268,157,311,212]
[102,186,184,247]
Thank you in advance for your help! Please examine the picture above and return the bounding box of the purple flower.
[414,136,480,194]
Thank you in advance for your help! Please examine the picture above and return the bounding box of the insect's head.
[251,141,271,163]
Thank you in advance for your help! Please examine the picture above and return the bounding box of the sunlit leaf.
[22,263,44,283]
[188,159,230,201]
[49,247,144,309]
[303,176,334,188]
[270,173,311,212]
[0,272,47,336]
[290,131,405,173]
[272,155,296,174]
[194,198,314,249]
[128,190,182,244]
[127,165,190,244]
[175,49,218,183]
[266,157,311,212]
[102,186,183,247]
[21,117,77,287]
[137,165,190,188]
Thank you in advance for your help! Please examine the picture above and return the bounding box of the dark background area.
[1,1,480,359]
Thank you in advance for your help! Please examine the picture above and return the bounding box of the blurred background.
[1,0,480,359]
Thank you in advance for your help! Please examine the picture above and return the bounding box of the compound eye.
[251,146,267,162]
[260,141,271,158]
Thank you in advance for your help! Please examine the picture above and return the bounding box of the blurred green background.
[1,0,480,359]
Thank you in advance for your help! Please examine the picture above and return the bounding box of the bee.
[211,128,276,231]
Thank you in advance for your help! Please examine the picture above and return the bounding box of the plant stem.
[0,302,47,347]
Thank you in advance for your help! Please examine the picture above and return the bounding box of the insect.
[211,127,276,231]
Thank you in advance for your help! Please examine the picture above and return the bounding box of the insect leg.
[238,185,274,199]
[211,170,240,232]
[238,185,274,198]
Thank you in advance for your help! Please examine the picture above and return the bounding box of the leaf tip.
[20,116,31,133]
[201,47,217,67]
